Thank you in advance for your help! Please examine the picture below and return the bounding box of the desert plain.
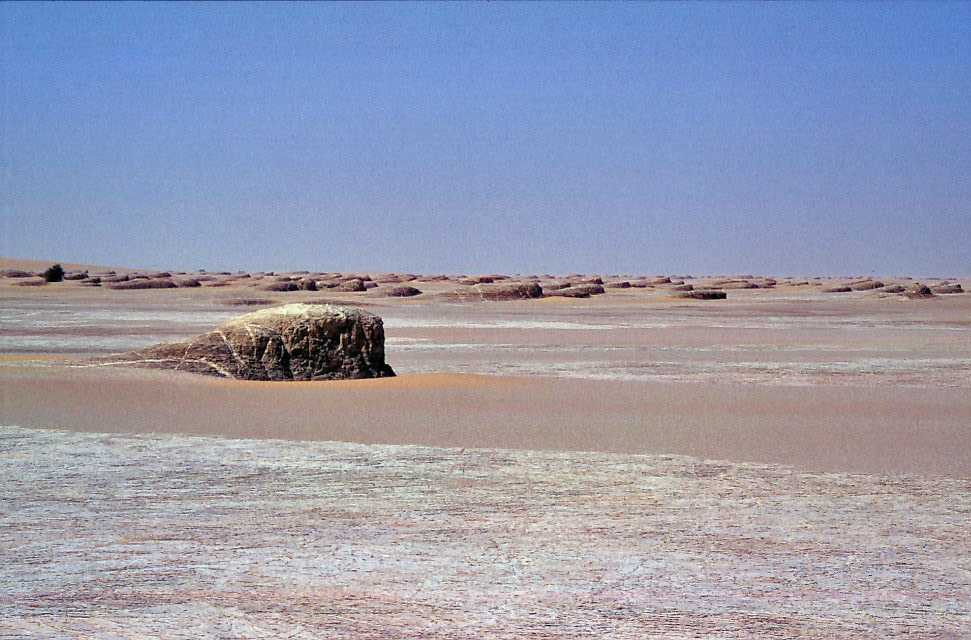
[1,256,970,637]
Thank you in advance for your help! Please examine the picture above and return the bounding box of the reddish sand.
[2,364,969,477]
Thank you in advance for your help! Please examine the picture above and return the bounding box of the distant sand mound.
[445,282,544,301]
[106,278,178,290]
[380,285,422,297]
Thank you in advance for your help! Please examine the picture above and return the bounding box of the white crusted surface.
[1,425,969,638]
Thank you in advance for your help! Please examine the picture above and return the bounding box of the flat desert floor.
[1,261,970,637]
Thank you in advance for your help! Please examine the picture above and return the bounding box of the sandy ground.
[2,362,970,477]
[2,259,971,637]
[2,260,970,477]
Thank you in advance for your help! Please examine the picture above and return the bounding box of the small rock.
[545,284,605,298]
[108,278,178,290]
[14,278,47,287]
[0,269,34,278]
[262,281,300,292]
[382,286,422,297]
[673,290,727,300]
[337,279,366,292]
[472,282,543,300]
[931,284,964,294]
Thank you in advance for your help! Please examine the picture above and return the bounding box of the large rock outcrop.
[107,303,395,380]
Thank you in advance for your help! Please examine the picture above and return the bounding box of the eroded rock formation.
[103,303,395,380]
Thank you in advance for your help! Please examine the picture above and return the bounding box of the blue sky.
[2,2,969,275]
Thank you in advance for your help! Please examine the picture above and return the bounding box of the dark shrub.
[43,264,65,282]
[906,285,935,299]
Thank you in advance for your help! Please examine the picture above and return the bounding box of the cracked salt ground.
[2,425,969,638]
[380,310,971,333]
[394,357,971,388]
[384,339,914,353]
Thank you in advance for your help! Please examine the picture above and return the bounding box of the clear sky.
[2,2,969,276]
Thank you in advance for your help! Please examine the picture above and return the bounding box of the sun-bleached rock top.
[225,303,359,325]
